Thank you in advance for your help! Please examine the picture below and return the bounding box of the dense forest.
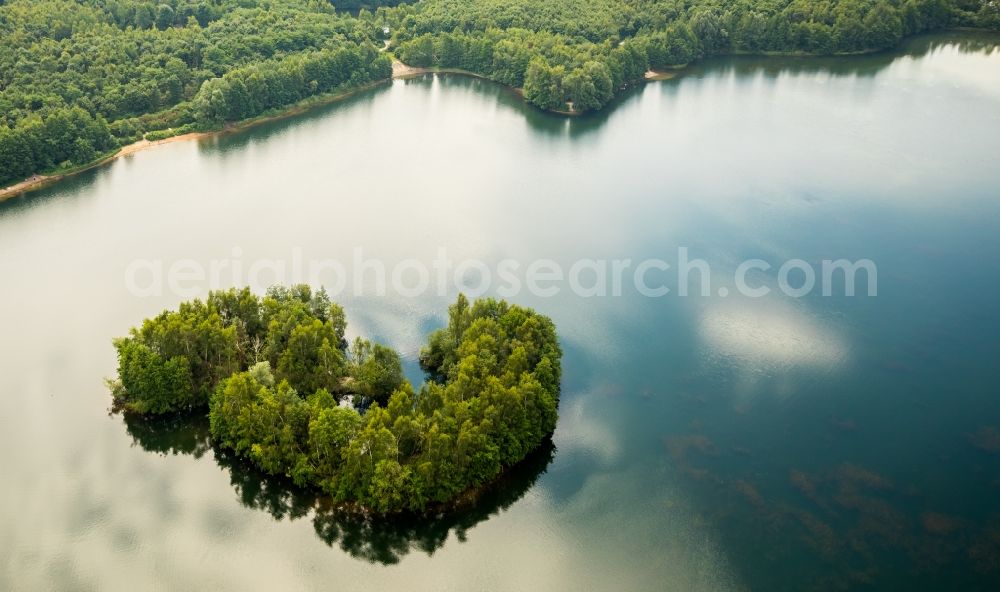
[110,287,562,513]
[2,0,998,186]
[389,0,1000,111]
[0,0,391,186]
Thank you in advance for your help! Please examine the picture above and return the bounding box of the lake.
[1,32,999,591]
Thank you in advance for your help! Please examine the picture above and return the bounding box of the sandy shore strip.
[115,132,206,158]
[0,132,209,201]
[391,60,495,81]
[645,69,681,81]
[0,175,53,200]
[392,60,431,78]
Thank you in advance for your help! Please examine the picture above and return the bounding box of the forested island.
[109,286,562,513]
[2,0,999,187]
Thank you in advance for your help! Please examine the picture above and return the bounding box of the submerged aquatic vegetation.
[968,426,1000,454]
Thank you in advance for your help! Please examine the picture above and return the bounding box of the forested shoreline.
[0,0,392,187]
[2,0,999,187]
[389,0,1000,111]
[110,288,562,513]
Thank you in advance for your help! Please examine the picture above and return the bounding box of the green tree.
[523,57,566,111]
[155,4,175,30]
[350,337,405,407]
[276,319,348,396]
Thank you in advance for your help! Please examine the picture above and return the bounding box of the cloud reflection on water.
[698,298,849,373]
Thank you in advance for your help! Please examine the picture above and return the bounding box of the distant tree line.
[2,0,999,184]
[386,0,1000,112]
[110,288,562,513]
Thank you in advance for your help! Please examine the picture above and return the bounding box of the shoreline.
[0,78,393,203]
[391,61,495,82]
[4,30,996,202]
[0,133,210,202]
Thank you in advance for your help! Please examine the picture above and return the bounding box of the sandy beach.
[0,132,210,202]
[645,69,680,81]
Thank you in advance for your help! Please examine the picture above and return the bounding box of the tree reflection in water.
[120,411,554,564]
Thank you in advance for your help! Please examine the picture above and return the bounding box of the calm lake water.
[2,32,1000,591]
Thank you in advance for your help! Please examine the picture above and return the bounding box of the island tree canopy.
[111,288,562,513]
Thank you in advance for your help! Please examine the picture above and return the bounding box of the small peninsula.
[110,286,562,514]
